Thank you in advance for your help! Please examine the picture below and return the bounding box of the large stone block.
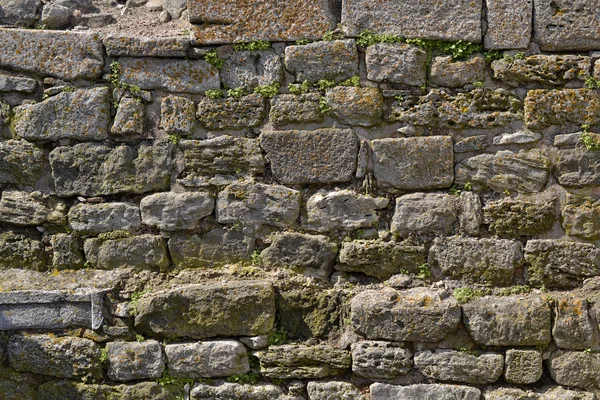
[483,195,556,237]
[555,148,600,188]
[0,73,37,93]
[525,89,600,129]
[68,202,141,234]
[371,137,454,190]
[326,86,383,127]
[0,140,43,185]
[485,0,532,49]
[107,341,165,382]
[269,93,323,126]
[140,192,214,231]
[0,29,103,80]
[553,297,593,350]
[562,194,600,240]
[365,43,427,86]
[0,0,40,26]
[111,97,145,137]
[188,0,335,44]
[342,0,482,42]
[351,341,412,379]
[504,349,542,385]
[221,50,283,91]
[196,93,265,130]
[51,234,85,270]
[391,193,459,237]
[84,235,170,271]
[549,351,600,390]
[103,34,190,57]
[191,383,284,400]
[260,128,358,184]
[492,55,589,86]
[351,287,461,342]
[284,40,359,83]
[165,341,249,378]
[0,191,67,226]
[414,350,504,385]
[483,386,595,400]
[430,55,485,88]
[370,383,481,400]
[307,381,364,400]
[254,345,350,379]
[135,281,275,339]
[0,232,45,271]
[160,95,195,135]
[49,142,174,197]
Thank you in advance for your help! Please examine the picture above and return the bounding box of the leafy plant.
[128,290,150,317]
[581,132,600,150]
[167,134,181,145]
[484,50,503,64]
[416,263,431,279]
[319,97,332,114]
[355,29,403,47]
[498,285,531,296]
[472,81,484,88]
[288,80,311,95]
[203,50,224,69]
[205,89,224,99]
[226,372,259,384]
[295,38,312,45]
[250,250,262,266]
[267,328,289,346]
[109,61,141,95]
[316,79,336,91]
[585,75,600,89]
[156,369,195,387]
[99,347,109,364]
[233,40,271,51]
[453,287,487,304]
[253,82,280,98]
[227,87,246,99]
[340,75,360,87]
[514,52,525,60]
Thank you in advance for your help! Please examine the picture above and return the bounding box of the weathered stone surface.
[0,232,44,270]
[365,43,427,86]
[483,195,555,237]
[169,229,255,268]
[485,0,532,49]
[430,55,485,88]
[160,95,195,135]
[454,135,488,153]
[493,130,542,145]
[553,297,593,350]
[462,296,551,346]
[351,341,412,379]
[188,0,335,44]
[260,128,358,184]
[338,240,426,280]
[307,381,364,400]
[270,93,323,125]
[429,236,522,285]
[554,132,583,147]
[255,345,350,379]
[285,40,359,83]
[68,202,141,234]
[391,193,459,237]
[0,0,40,26]
[370,383,481,400]
[372,137,454,190]
[504,349,542,385]
[0,191,66,226]
[0,377,36,400]
[36,381,117,400]
[555,148,600,187]
[112,97,145,136]
[107,341,165,381]
[221,50,283,90]
[455,150,551,193]
[0,140,43,185]
[0,73,37,93]
[50,141,174,197]
[326,86,383,127]
[562,194,600,240]
[191,383,284,400]
[549,351,600,390]
[140,192,214,231]
[342,0,481,42]
[51,234,84,270]
[303,189,388,232]
[118,382,182,400]
[525,89,600,129]
[84,235,169,271]
[492,55,590,86]
[196,93,265,130]
[351,287,461,342]
[103,34,189,57]
[135,281,275,339]
[41,4,71,29]
[239,336,267,350]
[459,192,483,236]
[524,240,600,288]
[484,386,596,400]
[119,57,219,94]
[8,334,101,379]
[165,341,249,378]
[217,182,301,227]
[414,350,504,384]
[0,29,103,80]
[261,232,337,277]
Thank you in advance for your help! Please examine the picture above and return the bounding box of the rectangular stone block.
[485,0,532,49]
[0,191,66,226]
[525,89,600,129]
[534,0,600,50]
[196,94,265,130]
[370,383,481,400]
[0,232,45,271]
[103,34,190,57]
[492,55,589,87]
[68,202,141,234]
[0,140,44,186]
[555,148,600,188]
[342,0,482,42]
[366,43,427,86]
[414,350,504,385]
[285,40,359,83]
[254,345,350,379]
[107,341,165,381]
[0,28,103,81]
[84,235,170,271]
[188,0,335,44]
[165,341,249,378]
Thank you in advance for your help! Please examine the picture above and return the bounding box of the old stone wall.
[0,0,600,399]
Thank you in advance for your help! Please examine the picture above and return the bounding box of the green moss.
[97,230,131,240]
[585,75,600,89]
[498,285,531,296]
[340,75,360,87]
[416,263,431,279]
[156,369,195,387]
[288,80,311,95]
[109,61,142,97]
[233,40,271,51]
[484,50,503,64]
[203,50,224,69]
[453,287,488,304]
[267,328,289,346]
[205,89,224,99]
[295,38,312,45]
[581,132,600,150]
[226,372,259,384]
[315,79,336,91]
[129,289,150,317]
[356,29,404,47]
[227,87,246,99]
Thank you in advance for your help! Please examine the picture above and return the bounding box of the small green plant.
[98,230,131,240]
[322,28,345,41]
[340,75,360,87]
[585,75,600,89]
[355,29,403,47]
[295,38,312,45]
[459,347,480,356]
[99,347,109,364]
[227,87,246,98]
[62,86,76,93]
[253,82,280,98]
[203,50,224,69]
[449,181,472,196]
[416,263,431,279]
[156,369,195,387]
[167,134,181,145]
[267,328,289,346]
[288,80,311,95]
[484,50,503,64]
[226,372,259,384]
[581,131,600,150]
[205,89,224,99]
[514,52,526,60]
[233,40,271,51]
[585,348,593,354]
[472,81,484,88]
[109,61,141,95]
[318,97,332,114]
[135,334,145,342]
[316,79,336,91]
[250,250,262,266]
[129,290,150,317]
[453,287,487,304]
[503,189,511,196]
[498,285,531,296]
[35,23,47,30]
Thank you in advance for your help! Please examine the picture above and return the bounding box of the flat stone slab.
[492,55,590,87]
[0,140,43,186]
[84,235,170,271]
[165,340,249,378]
[285,40,359,83]
[555,148,600,188]
[254,345,351,379]
[103,34,190,57]
[0,28,103,81]
[0,191,67,226]
[68,202,141,234]
[188,0,335,44]
[370,383,481,400]
[342,0,482,42]
[140,192,214,231]
[485,0,532,49]
[196,94,265,130]
[191,383,284,400]
[414,350,504,385]
[0,73,37,93]
[525,89,600,129]
[351,341,412,379]
[107,341,165,382]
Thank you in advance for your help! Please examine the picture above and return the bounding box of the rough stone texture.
[455,150,551,193]
[429,236,523,285]
[107,341,165,381]
[68,202,141,234]
[493,130,542,145]
[285,40,359,83]
[555,148,600,188]
[525,89,600,129]
[135,281,275,339]
[49,142,174,197]
[119,57,220,94]
[351,287,461,342]
[391,193,459,237]
[140,192,214,231]
[549,351,600,390]
[36,381,116,400]
[84,235,169,271]
[255,345,351,379]
[0,140,43,185]
[221,50,283,90]
[492,55,590,86]
[197,94,265,131]
[534,0,600,51]
[190,383,284,400]
[459,191,483,236]
[0,73,36,93]
[307,381,364,400]
[188,0,335,44]
[103,34,190,57]
[414,350,504,385]
[554,132,584,147]
[504,349,542,385]
[0,377,37,400]
[111,97,145,136]
[165,340,249,378]
[169,229,255,268]
[326,86,383,127]
[13,87,110,142]
[552,296,594,350]
[365,43,427,86]
[342,0,482,42]
[270,93,323,125]
[8,334,101,380]
[118,382,182,400]
[484,386,596,400]
[483,195,555,237]
[351,341,412,379]
[51,234,85,270]
[0,0,40,26]
[462,296,551,346]
[524,240,600,289]
[0,232,45,270]
[338,240,426,280]
[370,383,481,400]
[40,3,71,29]
[372,137,454,191]
[260,128,358,184]
[430,55,485,88]
[160,95,195,135]
[0,191,67,226]
[485,0,532,49]
[0,29,103,81]
[562,194,600,240]
[302,189,389,232]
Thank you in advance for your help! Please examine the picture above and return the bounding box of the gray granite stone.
[285,40,359,83]
[430,55,485,88]
[370,383,481,400]
[492,55,590,87]
[351,341,412,379]
[191,383,284,400]
[84,235,170,271]
[0,140,43,186]
[0,73,37,93]
[0,0,40,26]
[525,89,600,129]
[307,381,364,400]
[326,86,383,127]
[269,93,323,125]
[221,50,283,90]
[553,297,593,350]
[165,341,249,378]
[68,202,141,234]
[485,0,532,49]
[160,95,195,135]
[414,350,504,384]
[0,232,45,271]
[107,341,165,381]
[254,345,350,379]
[111,97,145,137]
[103,34,189,57]
[562,194,600,240]
[196,93,265,130]
[504,349,542,385]
[140,192,214,231]
[51,234,85,270]
[555,148,600,188]
[365,43,427,86]
[548,351,600,390]
[0,191,67,226]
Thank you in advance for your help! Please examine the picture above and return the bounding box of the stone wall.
[0,0,600,399]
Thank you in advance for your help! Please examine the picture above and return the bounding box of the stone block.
[111,97,145,136]
[483,195,555,237]
[493,130,542,145]
[492,55,590,86]
[269,93,323,125]
[365,43,427,86]
[555,148,600,187]
[454,135,488,153]
[414,350,504,384]
[485,0,532,49]
[0,232,45,271]
[221,50,283,91]
[254,345,350,379]
[391,193,459,237]
[307,381,364,400]
[0,0,40,26]
[51,234,85,270]
[190,383,284,400]
[284,40,359,83]
[525,89,600,129]
[107,341,165,381]
[562,194,600,240]
[36,381,117,400]
[84,235,169,271]
[370,383,481,400]
[0,140,43,185]
[549,351,600,390]
[430,55,485,88]
[196,93,265,130]
[553,297,594,350]
[165,341,249,378]
[140,192,214,231]
[325,86,383,127]
[103,34,190,57]
[68,202,141,234]
[504,349,542,385]
[0,191,67,226]
[351,341,412,379]
[0,73,37,93]
[160,95,195,135]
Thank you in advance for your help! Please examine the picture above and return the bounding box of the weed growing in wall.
[267,328,289,346]
[128,289,149,317]
[254,82,280,98]
[203,50,224,69]
[109,61,141,96]
[416,263,431,279]
[355,29,403,47]
[453,287,488,304]
[585,76,600,89]
[205,89,224,99]
[227,87,246,98]
[233,40,271,51]
[288,80,311,94]
[497,285,531,296]
[484,50,503,64]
